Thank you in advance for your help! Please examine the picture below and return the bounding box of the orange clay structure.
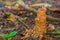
[32,7,46,39]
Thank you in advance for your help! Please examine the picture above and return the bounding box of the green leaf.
[2,34,9,38]
[2,31,17,38]
[9,31,17,37]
